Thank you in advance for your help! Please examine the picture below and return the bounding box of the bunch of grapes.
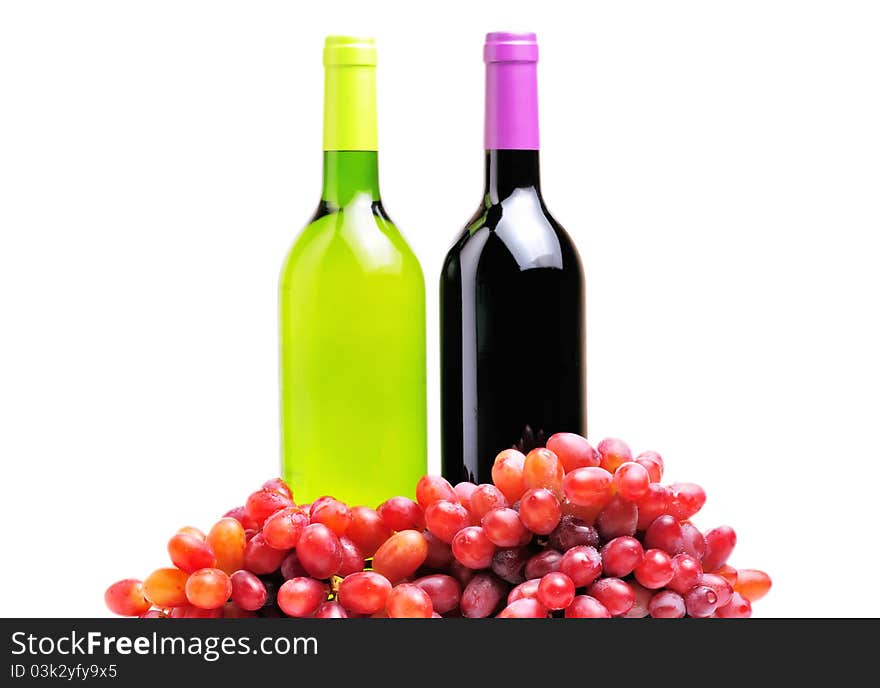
[105,434,771,618]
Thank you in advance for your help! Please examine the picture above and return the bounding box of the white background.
[1,0,878,618]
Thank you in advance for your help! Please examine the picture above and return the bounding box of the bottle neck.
[321,58,380,207]
[484,150,541,203]
[484,60,540,150]
[321,151,380,206]
[323,62,378,152]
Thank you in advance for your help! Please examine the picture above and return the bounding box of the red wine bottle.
[440,32,586,484]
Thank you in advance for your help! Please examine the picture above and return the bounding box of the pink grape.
[537,572,575,610]
[588,578,635,617]
[546,433,600,472]
[601,536,644,578]
[634,549,675,589]
[649,590,686,618]
[596,495,638,540]
[559,545,603,588]
[497,598,547,618]
[565,595,611,618]
[612,462,650,501]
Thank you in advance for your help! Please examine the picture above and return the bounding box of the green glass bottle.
[279,36,427,507]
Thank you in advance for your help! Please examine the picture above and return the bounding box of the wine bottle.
[280,36,427,506]
[440,32,586,484]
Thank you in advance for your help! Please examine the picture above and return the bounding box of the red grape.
[481,508,527,547]
[185,568,231,610]
[701,572,734,607]
[414,574,461,614]
[223,602,256,618]
[229,570,266,611]
[262,477,293,500]
[425,500,471,543]
[143,568,189,608]
[565,595,611,618]
[423,530,455,569]
[449,560,476,588]
[559,545,603,588]
[171,605,223,619]
[262,507,308,550]
[588,578,635,617]
[497,598,547,618]
[315,601,348,618]
[460,573,507,618]
[667,483,706,521]
[451,526,495,569]
[548,515,599,551]
[222,506,258,531]
[601,536,644,577]
[634,549,675,589]
[702,526,737,572]
[386,584,433,618]
[177,526,206,540]
[537,572,575,610]
[372,530,429,583]
[680,522,707,560]
[634,450,664,483]
[167,533,215,574]
[518,488,562,535]
[245,487,293,527]
[649,590,686,618]
[713,563,739,586]
[469,484,509,520]
[308,496,335,517]
[377,497,425,532]
[277,577,325,618]
[597,438,632,474]
[206,518,246,575]
[280,551,307,580]
[684,584,718,618]
[635,483,670,530]
[644,515,684,555]
[105,579,151,617]
[667,554,703,594]
[546,433,599,472]
[734,569,772,602]
[508,579,540,605]
[560,498,604,525]
[715,592,752,618]
[596,495,638,540]
[416,475,458,509]
[337,536,365,577]
[625,582,653,618]
[337,571,392,615]
[346,506,392,558]
[243,533,288,575]
[491,449,527,503]
[491,546,530,584]
[562,467,613,508]
[523,447,564,494]
[454,482,478,510]
[524,549,563,580]
[612,462,650,501]
[311,498,352,536]
[296,523,342,579]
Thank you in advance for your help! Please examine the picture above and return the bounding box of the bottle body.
[441,153,585,484]
[280,39,427,506]
[440,34,586,484]
[280,176,427,506]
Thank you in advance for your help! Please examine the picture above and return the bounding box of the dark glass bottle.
[440,32,586,484]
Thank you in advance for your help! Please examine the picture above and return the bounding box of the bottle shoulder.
[443,189,582,273]
[281,199,423,286]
